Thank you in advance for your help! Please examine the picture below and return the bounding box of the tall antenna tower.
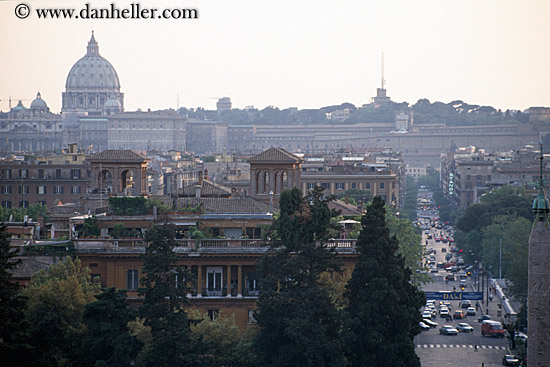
[381,51,385,90]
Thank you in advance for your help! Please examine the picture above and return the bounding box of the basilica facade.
[0,32,186,154]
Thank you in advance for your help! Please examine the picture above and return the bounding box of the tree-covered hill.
[179,99,529,126]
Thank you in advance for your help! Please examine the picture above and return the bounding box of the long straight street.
[416,224,510,367]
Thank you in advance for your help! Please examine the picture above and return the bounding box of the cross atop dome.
[87,31,99,55]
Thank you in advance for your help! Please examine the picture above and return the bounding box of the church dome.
[30,92,48,110]
[104,97,121,109]
[65,32,121,91]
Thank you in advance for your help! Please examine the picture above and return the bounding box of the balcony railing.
[74,238,357,252]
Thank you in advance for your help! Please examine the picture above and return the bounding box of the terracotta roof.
[178,180,232,198]
[176,197,270,213]
[248,147,302,163]
[89,150,147,162]
[11,258,51,279]
[149,195,174,207]
[328,199,362,216]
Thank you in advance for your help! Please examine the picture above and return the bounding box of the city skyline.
[1,0,550,113]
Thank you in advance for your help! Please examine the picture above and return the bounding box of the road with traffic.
[415,224,510,367]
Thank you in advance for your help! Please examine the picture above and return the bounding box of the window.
[127,269,139,290]
[71,169,81,179]
[335,182,345,190]
[1,201,11,209]
[54,185,64,194]
[37,186,47,194]
[71,186,81,194]
[37,201,46,206]
[351,182,357,189]
[379,182,385,190]
[320,182,330,190]
[246,227,262,239]
[206,267,223,296]
[19,169,28,178]
[365,182,371,190]
[307,182,315,190]
[56,169,62,179]
[19,201,29,208]
[1,169,11,179]
[246,272,259,296]
[1,186,11,194]
[19,186,29,194]
[38,169,44,178]
[207,309,219,321]
[248,310,257,323]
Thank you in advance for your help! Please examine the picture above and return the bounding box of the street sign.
[424,291,482,301]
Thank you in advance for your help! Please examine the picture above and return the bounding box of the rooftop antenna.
[381,51,385,90]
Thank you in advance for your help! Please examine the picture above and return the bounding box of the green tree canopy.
[254,187,346,367]
[0,223,31,366]
[139,225,197,367]
[23,257,100,367]
[343,196,425,367]
[82,287,142,367]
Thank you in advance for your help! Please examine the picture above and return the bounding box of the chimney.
[195,184,201,198]
[345,196,349,205]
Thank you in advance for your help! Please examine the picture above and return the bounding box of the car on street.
[467,307,476,316]
[461,300,472,309]
[440,309,450,318]
[422,311,433,319]
[423,319,438,328]
[514,331,528,342]
[419,322,430,331]
[502,354,520,366]
[453,310,465,319]
[456,322,474,333]
[478,315,492,323]
[445,274,455,281]
[439,325,458,335]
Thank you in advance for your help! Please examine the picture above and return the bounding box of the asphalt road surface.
[416,227,510,367]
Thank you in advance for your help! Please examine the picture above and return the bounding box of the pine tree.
[0,223,31,366]
[139,225,197,367]
[255,187,346,367]
[82,287,142,367]
[343,196,425,367]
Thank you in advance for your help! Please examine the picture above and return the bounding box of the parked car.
[467,307,476,316]
[439,325,458,335]
[456,322,474,333]
[514,331,528,342]
[502,354,520,366]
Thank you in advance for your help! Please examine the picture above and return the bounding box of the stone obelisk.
[528,145,550,367]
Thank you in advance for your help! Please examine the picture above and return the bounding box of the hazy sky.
[1,0,549,113]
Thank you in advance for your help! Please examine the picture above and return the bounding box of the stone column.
[528,220,550,366]
[269,169,275,194]
[226,265,232,297]
[237,265,243,298]
[197,265,202,297]
[250,169,257,196]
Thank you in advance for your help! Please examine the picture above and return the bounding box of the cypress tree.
[343,196,425,367]
[139,225,197,367]
[0,223,31,366]
[255,187,346,367]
